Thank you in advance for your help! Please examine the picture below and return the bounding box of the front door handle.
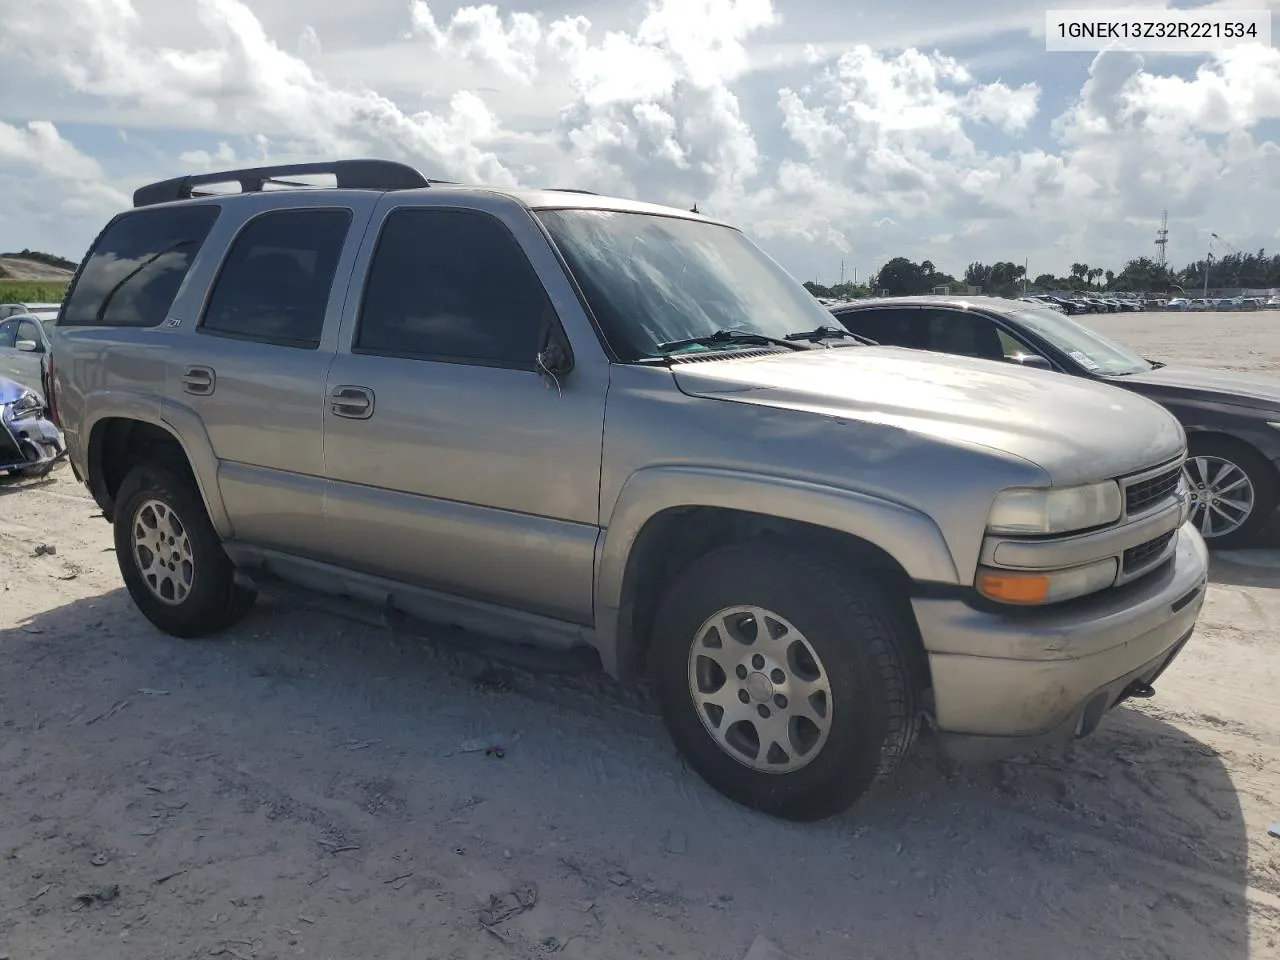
[182,365,215,396]
[330,385,375,420]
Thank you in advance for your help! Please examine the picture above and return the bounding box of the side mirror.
[1011,352,1051,370]
[537,341,574,377]
[15,339,41,353]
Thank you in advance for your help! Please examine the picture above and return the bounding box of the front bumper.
[0,413,66,472]
[914,522,1209,761]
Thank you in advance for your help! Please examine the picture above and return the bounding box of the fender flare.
[81,391,232,538]
[592,465,960,677]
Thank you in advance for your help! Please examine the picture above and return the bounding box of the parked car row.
[1166,296,1280,311]
[40,160,1213,821]
[1020,293,1154,314]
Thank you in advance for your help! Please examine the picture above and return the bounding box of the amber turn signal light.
[977,571,1051,604]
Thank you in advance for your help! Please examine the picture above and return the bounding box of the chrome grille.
[1123,530,1176,574]
[1124,465,1181,517]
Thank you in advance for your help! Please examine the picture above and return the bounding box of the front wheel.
[651,542,921,821]
[113,460,256,637]
[1184,437,1278,548]
[16,439,56,478]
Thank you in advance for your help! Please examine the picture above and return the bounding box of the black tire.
[113,460,256,637]
[651,541,922,821]
[16,439,54,478]
[1186,435,1278,549]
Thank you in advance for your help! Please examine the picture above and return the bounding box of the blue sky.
[1,0,1278,283]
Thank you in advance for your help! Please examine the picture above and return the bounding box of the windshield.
[1009,307,1151,376]
[536,209,836,361]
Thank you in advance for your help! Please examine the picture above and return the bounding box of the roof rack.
[132,159,433,208]
[543,188,599,195]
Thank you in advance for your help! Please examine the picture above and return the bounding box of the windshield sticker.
[1068,350,1100,372]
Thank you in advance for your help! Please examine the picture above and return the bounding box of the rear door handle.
[330,385,374,419]
[182,366,215,396]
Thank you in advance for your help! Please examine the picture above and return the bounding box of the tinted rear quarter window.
[355,208,551,368]
[199,208,352,349]
[62,204,221,327]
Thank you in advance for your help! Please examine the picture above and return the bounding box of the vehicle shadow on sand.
[1,587,1255,960]
[1209,527,1280,588]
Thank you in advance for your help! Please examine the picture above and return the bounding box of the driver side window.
[355,208,552,369]
[917,309,1006,360]
[0,320,17,349]
[916,309,1047,364]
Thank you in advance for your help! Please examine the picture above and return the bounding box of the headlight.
[986,481,1122,536]
[10,391,43,421]
[977,557,1118,605]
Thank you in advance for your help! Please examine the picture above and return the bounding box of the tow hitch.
[1120,679,1156,701]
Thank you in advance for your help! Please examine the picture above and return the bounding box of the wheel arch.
[84,398,230,536]
[594,466,956,686]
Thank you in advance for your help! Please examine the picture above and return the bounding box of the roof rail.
[132,159,433,208]
[543,188,599,195]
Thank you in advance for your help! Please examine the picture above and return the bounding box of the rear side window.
[199,209,352,349]
[355,208,551,368]
[61,204,221,327]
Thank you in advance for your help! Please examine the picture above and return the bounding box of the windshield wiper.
[785,325,877,346]
[1146,358,1167,370]
[655,329,808,353]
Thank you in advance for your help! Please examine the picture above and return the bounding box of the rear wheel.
[651,541,921,821]
[1184,436,1278,548]
[113,460,256,637]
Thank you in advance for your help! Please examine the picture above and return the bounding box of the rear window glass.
[62,204,221,327]
[199,209,351,348]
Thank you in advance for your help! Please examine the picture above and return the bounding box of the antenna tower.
[1155,209,1168,270]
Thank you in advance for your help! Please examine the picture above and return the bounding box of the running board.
[381,602,600,676]
[233,565,601,677]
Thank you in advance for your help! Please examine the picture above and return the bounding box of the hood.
[0,375,31,405]
[671,346,1185,485]
[1115,364,1280,410]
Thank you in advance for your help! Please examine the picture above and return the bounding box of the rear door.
[163,197,377,557]
[321,197,608,624]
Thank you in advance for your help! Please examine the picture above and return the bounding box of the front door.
[322,202,607,624]
[0,317,45,391]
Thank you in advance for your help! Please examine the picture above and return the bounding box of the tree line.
[805,251,1280,300]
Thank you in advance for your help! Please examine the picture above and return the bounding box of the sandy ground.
[0,258,72,283]
[1,310,1279,960]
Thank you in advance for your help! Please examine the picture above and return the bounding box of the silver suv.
[50,160,1209,820]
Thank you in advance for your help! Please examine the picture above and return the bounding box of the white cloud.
[2,0,521,186]
[0,121,129,214]
[409,2,548,83]
[1,0,1280,281]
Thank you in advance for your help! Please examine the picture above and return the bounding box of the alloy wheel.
[687,606,833,774]
[1184,455,1255,539]
[132,498,196,605]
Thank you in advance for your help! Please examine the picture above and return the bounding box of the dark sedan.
[829,295,1280,547]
